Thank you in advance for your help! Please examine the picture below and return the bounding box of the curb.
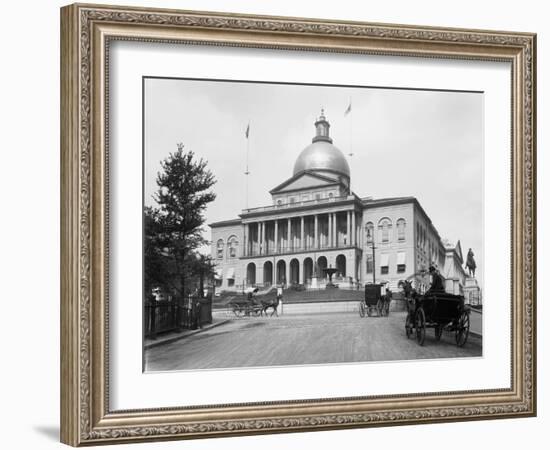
[144,319,231,350]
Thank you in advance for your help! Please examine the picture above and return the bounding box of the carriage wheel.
[455,312,470,347]
[415,308,426,346]
[232,305,244,318]
[405,312,414,339]
[359,302,366,318]
[376,300,383,316]
[251,306,262,317]
[434,325,443,341]
[367,306,373,317]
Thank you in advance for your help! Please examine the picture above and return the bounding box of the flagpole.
[348,97,353,196]
[245,122,250,210]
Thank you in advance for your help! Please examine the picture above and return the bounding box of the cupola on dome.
[293,110,350,178]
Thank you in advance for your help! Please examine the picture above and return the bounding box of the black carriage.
[359,283,390,317]
[405,292,470,346]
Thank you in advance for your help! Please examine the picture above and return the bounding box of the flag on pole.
[245,122,250,139]
[344,101,352,116]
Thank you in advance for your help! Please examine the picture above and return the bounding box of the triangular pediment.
[270,171,339,194]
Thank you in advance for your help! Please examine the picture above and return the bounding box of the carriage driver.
[426,264,445,295]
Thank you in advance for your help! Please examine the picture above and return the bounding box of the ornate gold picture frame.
[60,3,536,446]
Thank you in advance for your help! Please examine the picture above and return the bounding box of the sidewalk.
[144,318,230,350]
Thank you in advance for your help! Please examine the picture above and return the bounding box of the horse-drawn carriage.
[359,283,390,317]
[401,279,470,347]
[229,288,279,317]
[229,297,264,317]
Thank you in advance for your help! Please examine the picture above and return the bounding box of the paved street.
[144,312,482,371]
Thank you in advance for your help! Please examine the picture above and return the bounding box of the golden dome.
[293,141,350,177]
[293,110,350,178]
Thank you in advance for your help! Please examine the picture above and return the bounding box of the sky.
[144,78,483,287]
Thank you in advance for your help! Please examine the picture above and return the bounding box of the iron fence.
[144,295,212,339]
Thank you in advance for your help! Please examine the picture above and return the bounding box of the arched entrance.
[276,260,286,285]
[290,258,300,285]
[246,262,256,286]
[303,257,313,284]
[336,254,346,277]
[263,261,273,286]
[317,256,328,278]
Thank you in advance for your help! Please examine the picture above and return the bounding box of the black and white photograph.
[142,77,484,372]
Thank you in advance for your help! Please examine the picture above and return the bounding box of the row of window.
[365,251,407,275]
[366,260,407,274]
[365,218,406,244]
[216,218,408,260]
[216,236,239,259]
[276,191,336,206]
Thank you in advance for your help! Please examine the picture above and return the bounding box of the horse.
[260,297,279,317]
[398,279,416,299]
[398,279,419,313]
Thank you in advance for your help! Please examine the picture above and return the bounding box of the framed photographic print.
[60,3,536,446]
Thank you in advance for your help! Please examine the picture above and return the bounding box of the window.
[277,199,282,206]
[289,197,295,204]
[366,255,374,274]
[365,222,374,244]
[216,239,224,259]
[397,218,406,241]
[315,193,321,200]
[228,236,239,258]
[378,218,392,243]
[380,253,390,275]
[328,192,334,198]
[397,251,406,273]
[228,279,235,287]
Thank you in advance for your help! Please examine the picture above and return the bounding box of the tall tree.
[151,143,216,298]
[189,253,217,298]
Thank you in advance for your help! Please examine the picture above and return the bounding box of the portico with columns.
[241,205,363,286]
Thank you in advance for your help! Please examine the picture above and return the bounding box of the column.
[243,223,248,257]
[328,213,332,248]
[352,212,356,247]
[333,213,337,247]
[256,222,262,255]
[346,211,351,247]
[334,213,341,246]
[261,221,266,255]
[274,220,278,254]
[314,215,319,249]
[300,216,305,250]
[287,218,291,252]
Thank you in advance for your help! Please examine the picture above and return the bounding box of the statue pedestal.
[463,277,482,306]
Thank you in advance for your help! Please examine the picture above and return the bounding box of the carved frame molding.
[60,3,536,446]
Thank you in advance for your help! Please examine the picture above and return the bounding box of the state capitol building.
[210,110,470,295]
